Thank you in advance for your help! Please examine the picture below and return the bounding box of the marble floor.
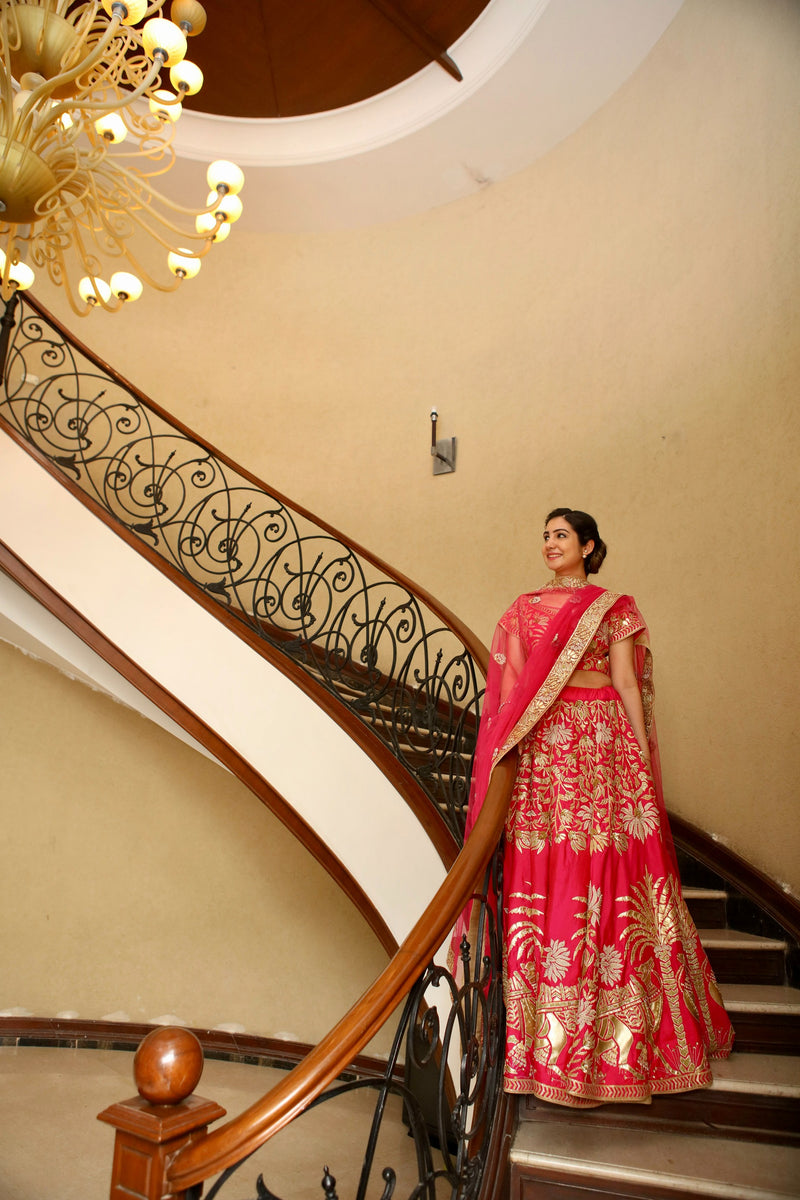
[0,1046,431,1200]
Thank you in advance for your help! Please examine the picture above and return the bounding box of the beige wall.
[33,0,800,892]
[0,642,391,1045]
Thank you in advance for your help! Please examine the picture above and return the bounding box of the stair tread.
[683,887,728,899]
[511,1121,800,1198]
[710,1051,800,1097]
[698,928,786,949]
[720,983,800,1013]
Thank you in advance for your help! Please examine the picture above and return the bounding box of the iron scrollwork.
[0,296,485,839]
[200,849,505,1200]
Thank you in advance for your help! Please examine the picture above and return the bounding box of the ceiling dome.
[187,0,492,118]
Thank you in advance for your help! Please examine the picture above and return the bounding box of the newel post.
[98,1027,226,1200]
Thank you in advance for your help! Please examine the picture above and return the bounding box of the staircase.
[509,849,800,1199]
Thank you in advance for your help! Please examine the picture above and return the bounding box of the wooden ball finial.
[134,1026,204,1104]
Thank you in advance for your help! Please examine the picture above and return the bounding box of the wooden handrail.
[166,752,517,1192]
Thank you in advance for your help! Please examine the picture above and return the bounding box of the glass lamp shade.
[207,160,245,195]
[207,191,243,223]
[167,249,201,279]
[110,272,143,302]
[142,18,187,64]
[195,212,231,241]
[0,251,35,291]
[149,90,182,122]
[171,1,207,37]
[78,276,112,305]
[94,112,128,143]
[102,0,148,24]
[170,60,203,95]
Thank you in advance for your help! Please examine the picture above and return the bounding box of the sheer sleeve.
[607,595,646,643]
[492,618,527,706]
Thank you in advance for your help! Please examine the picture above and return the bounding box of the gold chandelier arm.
[9,14,127,142]
[89,156,229,226]
[85,165,218,251]
[44,55,163,132]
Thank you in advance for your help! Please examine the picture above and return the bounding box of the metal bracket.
[430,408,457,475]
[432,436,457,475]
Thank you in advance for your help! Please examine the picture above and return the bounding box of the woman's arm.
[609,635,651,761]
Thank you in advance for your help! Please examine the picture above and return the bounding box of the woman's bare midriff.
[568,669,612,688]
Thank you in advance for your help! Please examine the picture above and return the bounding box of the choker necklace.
[541,576,589,589]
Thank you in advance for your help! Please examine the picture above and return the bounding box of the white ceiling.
[170,0,685,232]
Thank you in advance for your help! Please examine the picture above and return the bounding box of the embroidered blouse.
[497,587,645,680]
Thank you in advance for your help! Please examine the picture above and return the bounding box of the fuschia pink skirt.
[502,686,733,1106]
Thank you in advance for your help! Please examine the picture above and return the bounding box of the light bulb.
[102,0,148,24]
[78,276,112,306]
[94,112,127,143]
[110,272,143,302]
[167,250,201,279]
[171,0,207,37]
[149,90,182,123]
[142,18,187,64]
[0,252,35,291]
[206,191,243,223]
[207,160,245,196]
[195,213,231,242]
[170,60,203,96]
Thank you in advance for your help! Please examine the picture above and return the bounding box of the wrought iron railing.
[0,292,513,1200]
[0,292,485,841]
[197,850,506,1200]
[98,757,517,1200]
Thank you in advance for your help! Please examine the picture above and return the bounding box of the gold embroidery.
[540,576,590,590]
[493,591,622,763]
[619,871,695,1072]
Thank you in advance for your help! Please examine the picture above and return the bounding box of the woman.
[461,508,733,1107]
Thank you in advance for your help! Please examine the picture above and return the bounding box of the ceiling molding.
[167,0,684,232]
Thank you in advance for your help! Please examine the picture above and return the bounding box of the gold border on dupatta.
[635,630,655,738]
[492,591,622,764]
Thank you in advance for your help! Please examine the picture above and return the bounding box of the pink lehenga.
[459,577,733,1108]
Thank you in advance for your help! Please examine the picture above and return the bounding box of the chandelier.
[0,0,244,314]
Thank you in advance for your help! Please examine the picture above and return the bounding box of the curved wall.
[0,638,391,1046]
[0,437,448,945]
[34,0,800,894]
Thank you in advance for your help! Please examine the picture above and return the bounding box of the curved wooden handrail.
[670,813,800,945]
[167,752,517,1192]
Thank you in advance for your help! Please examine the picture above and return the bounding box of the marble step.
[698,928,787,985]
[510,1121,800,1199]
[719,983,800,1055]
[518,1051,800,1145]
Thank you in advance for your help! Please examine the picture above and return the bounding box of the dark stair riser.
[683,894,726,928]
[704,944,786,986]
[725,1011,800,1056]
[519,1088,800,1146]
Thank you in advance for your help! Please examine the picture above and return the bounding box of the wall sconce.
[430,408,457,475]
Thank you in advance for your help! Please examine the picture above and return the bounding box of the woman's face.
[541,516,591,577]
